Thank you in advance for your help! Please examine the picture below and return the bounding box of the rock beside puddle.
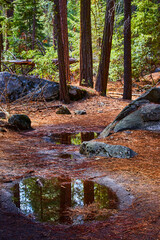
[100,87,160,137]
[80,141,137,159]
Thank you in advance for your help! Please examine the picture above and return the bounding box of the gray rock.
[75,110,86,115]
[8,114,31,130]
[110,104,160,133]
[0,111,6,119]
[56,106,71,115]
[80,141,137,158]
[0,72,59,102]
[68,85,87,101]
[114,110,144,132]
[100,87,160,137]
[140,103,160,122]
[0,72,87,102]
[139,87,160,103]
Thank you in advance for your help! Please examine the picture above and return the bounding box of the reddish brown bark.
[123,0,132,100]
[80,0,93,88]
[54,0,70,103]
[0,26,3,72]
[59,0,70,83]
[32,0,36,50]
[95,0,115,96]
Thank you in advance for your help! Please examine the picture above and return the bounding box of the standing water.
[12,177,119,225]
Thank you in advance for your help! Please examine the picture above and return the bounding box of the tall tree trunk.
[80,0,93,88]
[5,0,14,51]
[59,0,70,83]
[32,1,36,50]
[0,27,3,72]
[123,0,132,100]
[54,0,70,103]
[95,0,115,96]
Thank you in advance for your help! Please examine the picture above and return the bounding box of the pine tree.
[80,0,93,88]
[123,0,132,100]
[95,0,115,96]
[54,0,70,103]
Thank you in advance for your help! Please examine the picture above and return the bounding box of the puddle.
[12,177,119,225]
[44,132,99,145]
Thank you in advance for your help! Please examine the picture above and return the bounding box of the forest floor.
[0,73,160,240]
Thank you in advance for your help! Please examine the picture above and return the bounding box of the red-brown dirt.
[0,77,160,240]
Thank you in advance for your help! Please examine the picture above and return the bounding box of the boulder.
[68,85,87,101]
[56,106,71,115]
[80,141,137,158]
[140,103,160,122]
[0,72,87,102]
[100,87,160,137]
[8,114,31,130]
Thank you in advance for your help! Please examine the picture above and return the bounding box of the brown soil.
[0,77,160,240]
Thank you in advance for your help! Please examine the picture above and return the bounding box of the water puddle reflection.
[44,132,99,145]
[12,177,119,225]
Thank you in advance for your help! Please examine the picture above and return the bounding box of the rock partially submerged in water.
[80,141,137,158]
[8,114,31,130]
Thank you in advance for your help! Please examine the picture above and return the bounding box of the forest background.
[0,0,160,100]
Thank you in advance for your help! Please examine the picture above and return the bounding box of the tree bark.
[95,0,115,96]
[123,0,132,100]
[80,0,93,88]
[54,0,70,103]
[5,0,14,50]
[0,25,3,72]
[32,1,36,50]
[59,0,70,83]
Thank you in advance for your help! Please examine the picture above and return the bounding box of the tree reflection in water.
[12,177,119,224]
[48,132,99,145]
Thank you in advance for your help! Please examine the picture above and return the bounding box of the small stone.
[74,110,86,115]
[0,127,6,132]
[0,111,6,119]
[56,106,71,115]
[8,114,31,130]
[99,102,105,106]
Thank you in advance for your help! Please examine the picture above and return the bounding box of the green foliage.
[21,46,58,80]
[13,0,44,38]
[91,0,106,74]
[131,0,160,78]
[0,0,159,83]
[109,0,160,81]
